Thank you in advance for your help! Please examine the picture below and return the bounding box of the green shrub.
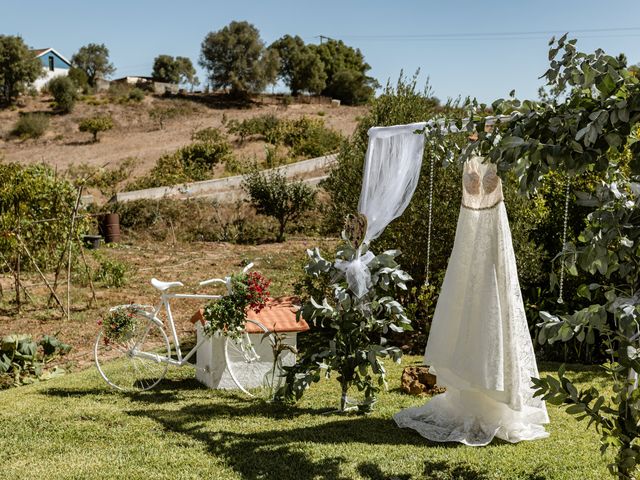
[78,115,114,142]
[191,126,226,143]
[227,114,281,144]
[278,117,343,158]
[0,163,89,278]
[93,253,129,288]
[223,156,253,175]
[130,132,232,189]
[106,82,131,102]
[148,101,195,129]
[10,113,49,139]
[80,95,105,106]
[109,198,275,244]
[48,76,78,113]
[128,87,145,102]
[226,114,342,159]
[66,158,136,197]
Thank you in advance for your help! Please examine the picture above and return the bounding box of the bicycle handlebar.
[199,263,254,286]
[199,278,226,286]
[242,262,254,273]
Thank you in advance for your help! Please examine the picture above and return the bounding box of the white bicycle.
[94,263,278,396]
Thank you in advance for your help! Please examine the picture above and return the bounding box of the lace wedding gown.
[394,157,549,446]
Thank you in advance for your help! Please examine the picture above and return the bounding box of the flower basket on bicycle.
[201,271,271,340]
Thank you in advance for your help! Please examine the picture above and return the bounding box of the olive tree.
[71,43,115,87]
[242,169,315,242]
[0,35,42,105]
[78,115,114,142]
[151,54,179,84]
[199,21,278,97]
[152,55,197,87]
[310,39,378,105]
[269,35,326,95]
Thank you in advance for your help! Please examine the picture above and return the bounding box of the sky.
[3,0,640,103]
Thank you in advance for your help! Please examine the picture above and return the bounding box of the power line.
[318,26,640,42]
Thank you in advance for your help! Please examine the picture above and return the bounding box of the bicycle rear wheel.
[95,315,170,392]
[224,319,281,398]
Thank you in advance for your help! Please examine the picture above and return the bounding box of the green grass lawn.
[0,357,612,480]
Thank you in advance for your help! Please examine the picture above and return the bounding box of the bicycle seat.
[151,278,184,291]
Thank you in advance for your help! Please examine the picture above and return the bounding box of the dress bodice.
[462,157,504,210]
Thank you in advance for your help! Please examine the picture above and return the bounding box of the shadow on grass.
[41,377,206,402]
[422,460,489,480]
[125,399,470,480]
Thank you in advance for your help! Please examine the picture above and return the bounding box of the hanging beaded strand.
[425,153,435,286]
[557,178,571,304]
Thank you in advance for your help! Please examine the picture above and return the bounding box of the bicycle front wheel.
[95,315,170,392]
[224,319,280,398]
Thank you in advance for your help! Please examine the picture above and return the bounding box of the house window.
[48,56,54,71]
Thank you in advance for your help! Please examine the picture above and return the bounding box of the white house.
[31,48,71,91]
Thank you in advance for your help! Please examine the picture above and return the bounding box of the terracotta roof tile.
[190,296,310,334]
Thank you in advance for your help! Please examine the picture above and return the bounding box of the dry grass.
[0,93,365,202]
[0,237,337,371]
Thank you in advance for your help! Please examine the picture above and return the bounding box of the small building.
[112,76,179,95]
[112,75,154,85]
[31,48,71,91]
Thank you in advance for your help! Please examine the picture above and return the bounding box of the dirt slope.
[0,93,365,180]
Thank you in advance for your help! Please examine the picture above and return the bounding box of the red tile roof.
[190,296,310,334]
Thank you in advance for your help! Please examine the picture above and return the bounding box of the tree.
[151,54,179,84]
[242,169,316,241]
[153,54,199,89]
[175,56,198,88]
[199,20,279,97]
[0,35,42,105]
[326,69,376,106]
[71,43,115,87]
[48,76,77,113]
[464,36,640,479]
[78,115,114,142]
[67,66,89,93]
[310,39,378,105]
[269,35,326,95]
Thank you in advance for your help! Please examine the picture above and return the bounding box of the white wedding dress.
[394,157,549,446]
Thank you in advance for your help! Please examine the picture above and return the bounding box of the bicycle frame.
[138,291,222,367]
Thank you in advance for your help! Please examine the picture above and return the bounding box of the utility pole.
[318,35,334,44]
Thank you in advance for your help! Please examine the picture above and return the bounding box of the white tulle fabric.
[394,157,549,446]
[340,122,427,298]
[359,122,427,241]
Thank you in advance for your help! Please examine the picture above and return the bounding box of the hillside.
[0,92,366,190]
